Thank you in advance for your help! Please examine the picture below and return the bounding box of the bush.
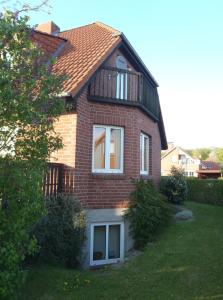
[32,194,86,268]
[186,178,223,206]
[0,159,44,299]
[125,180,170,250]
[160,166,188,204]
[0,7,64,298]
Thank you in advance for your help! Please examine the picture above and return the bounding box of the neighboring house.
[161,143,200,177]
[197,161,221,179]
[34,21,167,267]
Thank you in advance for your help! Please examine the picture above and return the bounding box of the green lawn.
[21,202,223,300]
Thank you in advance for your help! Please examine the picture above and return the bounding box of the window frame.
[90,222,124,266]
[140,132,150,175]
[92,125,124,174]
[116,72,128,100]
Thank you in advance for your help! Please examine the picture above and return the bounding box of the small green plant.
[32,194,86,268]
[160,166,188,204]
[125,180,170,250]
[62,274,91,292]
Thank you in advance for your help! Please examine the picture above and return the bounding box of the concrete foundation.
[82,208,134,268]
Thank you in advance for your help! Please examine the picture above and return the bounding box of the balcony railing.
[88,66,160,120]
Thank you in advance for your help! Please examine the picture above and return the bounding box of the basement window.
[90,223,124,266]
[92,125,124,173]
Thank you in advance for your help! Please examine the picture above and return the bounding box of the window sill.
[91,173,126,180]
[140,174,153,180]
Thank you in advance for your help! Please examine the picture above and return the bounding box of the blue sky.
[2,0,223,148]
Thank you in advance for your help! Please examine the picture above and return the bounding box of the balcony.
[88,66,160,121]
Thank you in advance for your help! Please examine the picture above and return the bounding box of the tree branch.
[0,0,52,16]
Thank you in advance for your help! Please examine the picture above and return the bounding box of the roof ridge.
[60,23,95,34]
[161,146,177,159]
[94,21,121,36]
[59,22,121,37]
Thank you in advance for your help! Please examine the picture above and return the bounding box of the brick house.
[161,143,200,177]
[34,21,167,267]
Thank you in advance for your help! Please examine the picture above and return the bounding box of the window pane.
[140,134,143,171]
[116,73,128,100]
[144,136,149,172]
[93,226,106,261]
[110,129,121,169]
[94,127,105,169]
[108,225,120,259]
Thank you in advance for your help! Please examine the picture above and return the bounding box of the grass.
[20,202,223,300]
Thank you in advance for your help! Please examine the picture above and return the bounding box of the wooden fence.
[43,163,63,197]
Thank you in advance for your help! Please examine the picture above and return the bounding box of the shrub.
[186,178,223,206]
[0,7,64,298]
[160,166,188,204]
[0,159,44,299]
[125,180,170,250]
[32,194,86,268]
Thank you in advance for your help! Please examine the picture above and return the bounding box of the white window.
[92,125,124,173]
[172,155,177,163]
[116,72,128,100]
[140,132,149,175]
[116,55,128,100]
[90,222,124,266]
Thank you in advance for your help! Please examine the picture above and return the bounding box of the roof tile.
[53,22,121,95]
[33,22,121,95]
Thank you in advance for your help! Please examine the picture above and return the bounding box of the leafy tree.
[187,148,212,160]
[215,148,223,163]
[0,6,65,298]
[184,149,193,157]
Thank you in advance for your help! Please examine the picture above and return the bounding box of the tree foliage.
[185,147,223,163]
[0,8,65,299]
[214,148,223,163]
[185,148,211,160]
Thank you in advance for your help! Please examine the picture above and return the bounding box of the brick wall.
[50,113,77,167]
[50,89,162,209]
[73,87,161,209]
[50,113,77,194]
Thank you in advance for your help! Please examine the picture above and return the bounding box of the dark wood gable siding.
[88,46,161,122]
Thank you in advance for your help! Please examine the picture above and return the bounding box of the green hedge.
[186,178,223,206]
[161,177,223,206]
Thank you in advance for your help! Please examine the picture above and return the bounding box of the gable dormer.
[88,44,161,124]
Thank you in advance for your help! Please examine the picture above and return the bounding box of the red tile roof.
[57,22,121,95]
[34,22,121,96]
[32,22,168,149]
[32,30,66,57]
